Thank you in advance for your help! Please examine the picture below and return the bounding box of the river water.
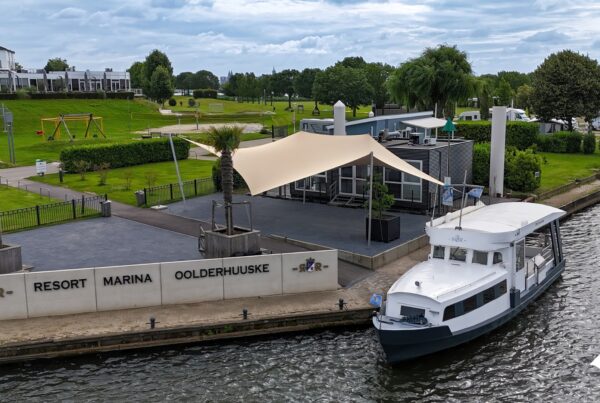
[1,206,600,402]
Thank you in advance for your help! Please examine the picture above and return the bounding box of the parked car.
[591,117,600,131]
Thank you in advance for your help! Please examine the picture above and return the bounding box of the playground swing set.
[39,113,106,141]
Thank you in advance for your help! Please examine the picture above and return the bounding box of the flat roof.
[0,46,15,53]
[325,111,434,130]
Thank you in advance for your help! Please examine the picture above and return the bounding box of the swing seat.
[36,130,44,136]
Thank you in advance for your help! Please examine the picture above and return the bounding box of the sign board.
[94,263,161,311]
[0,273,28,320]
[35,159,47,176]
[282,251,338,294]
[161,259,225,304]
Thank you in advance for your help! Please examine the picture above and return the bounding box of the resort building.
[0,46,130,93]
[294,112,474,212]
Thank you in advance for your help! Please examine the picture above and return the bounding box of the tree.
[515,84,534,112]
[148,65,174,104]
[497,78,513,106]
[143,50,173,97]
[531,50,600,131]
[497,71,531,92]
[128,61,146,89]
[364,62,394,110]
[14,62,23,72]
[271,69,299,109]
[193,70,220,90]
[476,78,493,120]
[313,64,373,116]
[337,56,367,69]
[294,68,320,99]
[207,126,242,235]
[388,45,475,118]
[44,57,69,72]
[175,72,194,94]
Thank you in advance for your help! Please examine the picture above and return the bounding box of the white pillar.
[489,106,507,198]
[333,100,346,135]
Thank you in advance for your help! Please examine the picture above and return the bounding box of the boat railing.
[390,315,429,326]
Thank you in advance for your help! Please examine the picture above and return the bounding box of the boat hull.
[376,259,566,364]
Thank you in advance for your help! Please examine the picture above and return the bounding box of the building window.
[472,250,488,265]
[295,173,326,192]
[383,160,422,203]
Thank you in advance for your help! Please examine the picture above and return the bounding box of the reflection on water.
[1,206,600,401]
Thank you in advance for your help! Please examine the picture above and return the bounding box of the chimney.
[333,100,346,135]
[489,106,507,198]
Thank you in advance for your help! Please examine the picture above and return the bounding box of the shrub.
[122,169,134,190]
[145,171,158,188]
[212,158,246,191]
[60,138,190,172]
[456,121,538,150]
[168,98,177,106]
[193,89,218,99]
[536,131,582,153]
[15,89,30,100]
[582,133,596,154]
[95,162,110,186]
[188,98,196,107]
[73,160,91,180]
[472,143,541,192]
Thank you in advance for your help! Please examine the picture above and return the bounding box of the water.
[2,206,600,402]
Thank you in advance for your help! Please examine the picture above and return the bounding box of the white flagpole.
[368,152,374,247]
[169,133,186,204]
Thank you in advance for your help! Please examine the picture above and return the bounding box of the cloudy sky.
[2,0,600,76]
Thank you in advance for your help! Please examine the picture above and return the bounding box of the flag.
[467,187,483,199]
[442,185,454,206]
[369,294,383,308]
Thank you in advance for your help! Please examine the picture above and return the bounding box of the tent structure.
[185,131,443,195]
[184,131,443,246]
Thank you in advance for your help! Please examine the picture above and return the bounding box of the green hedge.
[0,93,17,100]
[60,138,190,172]
[472,143,541,192]
[535,131,583,153]
[583,133,597,154]
[193,89,218,99]
[456,121,538,150]
[0,92,134,100]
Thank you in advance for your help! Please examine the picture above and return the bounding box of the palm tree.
[207,126,242,235]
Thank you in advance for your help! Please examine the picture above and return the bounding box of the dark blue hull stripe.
[377,260,566,363]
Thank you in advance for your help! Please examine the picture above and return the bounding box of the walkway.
[540,180,600,208]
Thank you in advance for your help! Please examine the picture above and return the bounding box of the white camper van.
[489,108,531,122]
[457,111,481,121]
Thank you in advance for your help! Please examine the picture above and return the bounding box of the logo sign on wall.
[292,257,329,273]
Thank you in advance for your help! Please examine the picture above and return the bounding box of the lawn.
[537,152,600,192]
[0,97,374,167]
[0,185,58,211]
[29,159,216,205]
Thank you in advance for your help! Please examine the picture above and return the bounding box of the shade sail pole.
[367,151,374,247]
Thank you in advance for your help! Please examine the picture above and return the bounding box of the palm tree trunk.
[221,150,234,235]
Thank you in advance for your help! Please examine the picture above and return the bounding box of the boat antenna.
[456,170,468,230]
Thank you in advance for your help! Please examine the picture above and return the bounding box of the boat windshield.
[449,247,467,262]
[433,245,445,259]
[472,250,488,265]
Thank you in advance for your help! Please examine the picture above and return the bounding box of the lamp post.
[270,91,274,106]
[442,118,456,182]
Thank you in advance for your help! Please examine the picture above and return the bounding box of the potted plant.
[365,176,400,242]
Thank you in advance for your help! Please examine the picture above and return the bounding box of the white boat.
[373,202,566,363]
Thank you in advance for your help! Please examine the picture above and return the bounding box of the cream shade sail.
[184,131,443,195]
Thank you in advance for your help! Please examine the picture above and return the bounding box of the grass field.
[538,152,600,192]
[29,159,215,205]
[0,185,58,211]
[0,97,371,166]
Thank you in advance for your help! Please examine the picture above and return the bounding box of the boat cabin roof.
[427,202,565,249]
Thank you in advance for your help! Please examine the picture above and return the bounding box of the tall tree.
[207,126,242,236]
[364,62,394,110]
[294,68,320,99]
[193,70,220,90]
[531,50,600,131]
[175,71,194,94]
[497,71,531,92]
[148,65,174,104]
[271,69,299,109]
[387,45,475,118]
[337,56,367,69]
[313,64,373,116]
[515,84,534,113]
[496,78,513,106]
[44,57,69,72]
[476,78,494,120]
[128,61,146,89]
[143,50,173,97]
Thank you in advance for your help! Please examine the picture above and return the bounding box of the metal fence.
[143,177,214,206]
[0,195,107,232]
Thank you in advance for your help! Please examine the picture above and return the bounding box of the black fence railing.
[143,177,214,206]
[0,195,107,232]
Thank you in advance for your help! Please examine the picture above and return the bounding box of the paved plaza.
[168,194,429,256]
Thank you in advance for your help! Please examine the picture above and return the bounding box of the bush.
[21,92,135,100]
[60,138,190,172]
[536,131,582,153]
[188,98,196,107]
[472,143,541,192]
[212,158,246,191]
[168,98,177,106]
[582,133,596,154]
[193,89,218,99]
[456,121,538,150]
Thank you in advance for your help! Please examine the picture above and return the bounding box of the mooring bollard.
[240,308,249,320]
[147,316,159,329]
[338,298,347,311]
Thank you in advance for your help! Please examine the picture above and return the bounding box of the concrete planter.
[0,244,23,274]
[204,227,261,258]
[366,215,400,243]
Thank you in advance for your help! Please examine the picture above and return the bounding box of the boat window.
[493,252,503,264]
[515,240,525,271]
[449,247,467,262]
[443,304,456,321]
[433,245,445,259]
[472,250,488,265]
[443,279,508,322]
[400,306,425,318]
